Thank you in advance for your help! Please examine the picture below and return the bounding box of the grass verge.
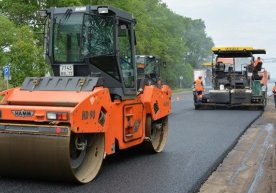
[172,88,192,93]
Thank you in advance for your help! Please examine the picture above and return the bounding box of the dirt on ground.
[199,96,276,193]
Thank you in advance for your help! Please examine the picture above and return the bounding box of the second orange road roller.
[0,5,171,183]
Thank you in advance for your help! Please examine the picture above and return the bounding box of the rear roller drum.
[70,133,105,183]
[144,115,168,153]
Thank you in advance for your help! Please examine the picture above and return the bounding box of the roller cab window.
[53,12,83,63]
[118,21,135,88]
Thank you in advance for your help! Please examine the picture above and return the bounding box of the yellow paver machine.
[194,47,268,110]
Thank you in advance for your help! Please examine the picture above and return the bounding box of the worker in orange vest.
[194,76,204,99]
[254,57,262,71]
[273,82,276,108]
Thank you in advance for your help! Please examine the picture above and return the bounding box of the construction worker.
[254,57,262,71]
[194,76,204,100]
[273,82,276,108]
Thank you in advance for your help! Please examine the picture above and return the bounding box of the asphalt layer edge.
[189,110,264,193]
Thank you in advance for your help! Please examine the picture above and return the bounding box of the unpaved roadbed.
[199,97,276,193]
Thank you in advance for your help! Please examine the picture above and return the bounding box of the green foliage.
[0,0,214,88]
[0,79,6,91]
[0,16,48,87]
[0,0,39,26]
[0,16,14,72]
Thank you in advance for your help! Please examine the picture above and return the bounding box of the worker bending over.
[254,57,263,71]
[194,76,204,99]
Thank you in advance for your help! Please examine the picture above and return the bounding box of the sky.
[162,0,276,59]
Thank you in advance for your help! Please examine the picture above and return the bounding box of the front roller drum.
[69,133,105,183]
[144,115,168,153]
[0,128,104,183]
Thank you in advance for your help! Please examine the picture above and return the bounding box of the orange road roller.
[0,5,171,183]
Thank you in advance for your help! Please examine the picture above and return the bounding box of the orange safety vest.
[254,59,261,67]
[273,85,276,96]
[194,79,203,91]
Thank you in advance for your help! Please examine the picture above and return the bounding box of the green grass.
[172,88,192,93]
[0,79,7,91]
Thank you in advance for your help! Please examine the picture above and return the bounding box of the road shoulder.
[199,97,276,193]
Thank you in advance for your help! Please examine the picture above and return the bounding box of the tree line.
[0,0,214,89]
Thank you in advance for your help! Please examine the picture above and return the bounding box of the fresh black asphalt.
[0,92,261,193]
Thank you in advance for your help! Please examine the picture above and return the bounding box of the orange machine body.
[0,84,171,155]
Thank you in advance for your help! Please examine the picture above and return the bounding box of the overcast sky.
[162,0,276,58]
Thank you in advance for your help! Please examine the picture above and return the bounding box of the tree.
[0,0,214,88]
[0,16,15,70]
[0,16,48,87]
[183,19,214,68]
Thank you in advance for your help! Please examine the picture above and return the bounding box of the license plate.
[60,64,74,76]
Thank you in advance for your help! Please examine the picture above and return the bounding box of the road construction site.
[1,92,272,193]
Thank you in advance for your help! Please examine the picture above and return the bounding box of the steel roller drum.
[0,124,104,183]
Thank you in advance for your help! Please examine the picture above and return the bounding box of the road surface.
[0,92,262,193]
